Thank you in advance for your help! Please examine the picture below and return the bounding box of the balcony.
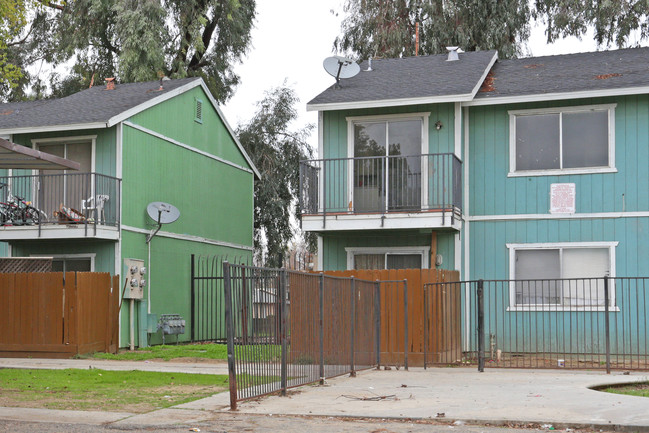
[0,173,121,240]
[299,153,462,232]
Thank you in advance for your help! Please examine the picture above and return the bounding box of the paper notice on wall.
[550,183,576,214]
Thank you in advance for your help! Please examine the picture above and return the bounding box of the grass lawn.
[92,343,282,362]
[603,382,649,398]
[92,343,228,361]
[0,368,228,413]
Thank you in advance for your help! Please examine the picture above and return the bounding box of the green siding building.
[0,78,258,347]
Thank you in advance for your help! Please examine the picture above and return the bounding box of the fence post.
[375,280,381,369]
[280,269,288,396]
[404,279,409,371]
[190,254,195,342]
[423,284,428,370]
[350,277,356,377]
[604,277,611,375]
[319,273,325,384]
[477,280,485,373]
[223,262,237,410]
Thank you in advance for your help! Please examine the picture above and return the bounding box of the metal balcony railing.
[0,172,121,235]
[299,153,462,224]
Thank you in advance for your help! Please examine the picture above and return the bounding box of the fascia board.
[0,122,108,135]
[107,78,261,180]
[306,93,475,112]
[106,79,203,127]
[197,81,262,180]
[468,52,499,98]
[464,85,649,106]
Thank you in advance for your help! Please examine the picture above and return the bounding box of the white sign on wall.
[550,183,576,214]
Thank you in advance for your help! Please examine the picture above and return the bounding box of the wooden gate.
[0,272,119,358]
[324,269,460,367]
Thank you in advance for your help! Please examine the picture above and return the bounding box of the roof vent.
[446,47,459,62]
[364,57,373,72]
[105,77,115,90]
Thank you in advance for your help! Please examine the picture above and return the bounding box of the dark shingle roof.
[475,47,649,100]
[307,50,498,110]
[0,78,200,131]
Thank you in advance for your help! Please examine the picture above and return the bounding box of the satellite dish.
[147,202,180,224]
[323,56,360,87]
[146,202,180,243]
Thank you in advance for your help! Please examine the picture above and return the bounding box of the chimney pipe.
[105,77,115,90]
[446,46,459,62]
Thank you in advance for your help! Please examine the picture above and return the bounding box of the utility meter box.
[123,258,146,299]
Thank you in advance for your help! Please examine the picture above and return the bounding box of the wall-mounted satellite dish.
[146,201,180,243]
[323,56,360,88]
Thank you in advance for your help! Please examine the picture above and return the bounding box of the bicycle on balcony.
[0,182,47,226]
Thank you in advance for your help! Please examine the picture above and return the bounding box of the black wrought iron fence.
[190,254,250,343]
[299,153,462,224]
[0,173,120,232]
[223,263,380,409]
[427,277,649,372]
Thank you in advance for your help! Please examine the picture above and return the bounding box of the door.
[352,119,422,213]
[37,141,92,219]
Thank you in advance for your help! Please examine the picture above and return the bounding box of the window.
[347,113,428,212]
[33,136,96,219]
[509,105,615,176]
[508,242,617,310]
[346,247,429,270]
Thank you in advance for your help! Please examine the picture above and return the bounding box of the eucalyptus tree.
[335,0,649,61]
[236,86,314,267]
[3,0,255,102]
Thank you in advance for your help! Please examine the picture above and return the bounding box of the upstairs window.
[509,105,615,176]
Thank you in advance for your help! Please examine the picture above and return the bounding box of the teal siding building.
[0,78,258,348]
[302,48,649,350]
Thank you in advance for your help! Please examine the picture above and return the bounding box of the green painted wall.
[322,230,455,271]
[120,231,251,346]
[130,86,250,169]
[10,239,115,273]
[121,122,253,246]
[468,96,649,216]
[119,86,255,346]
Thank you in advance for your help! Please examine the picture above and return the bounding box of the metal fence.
[0,173,120,233]
[223,263,380,409]
[190,254,250,343]
[427,277,649,372]
[299,153,462,224]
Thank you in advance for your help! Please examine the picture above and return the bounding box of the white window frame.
[31,135,97,173]
[346,113,430,211]
[31,253,96,272]
[508,104,616,177]
[506,241,618,311]
[345,246,430,270]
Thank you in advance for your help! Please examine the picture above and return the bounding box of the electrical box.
[123,258,146,299]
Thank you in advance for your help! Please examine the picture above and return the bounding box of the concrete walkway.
[1,358,648,430]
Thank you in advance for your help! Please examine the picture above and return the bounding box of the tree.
[335,0,649,61]
[0,0,31,94]
[3,0,255,103]
[236,86,314,268]
[334,0,531,60]
[534,0,649,48]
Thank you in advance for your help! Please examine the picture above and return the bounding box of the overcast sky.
[221,1,602,149]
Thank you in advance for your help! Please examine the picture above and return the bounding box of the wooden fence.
[322,268,460,367]
[0,272,119,358]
